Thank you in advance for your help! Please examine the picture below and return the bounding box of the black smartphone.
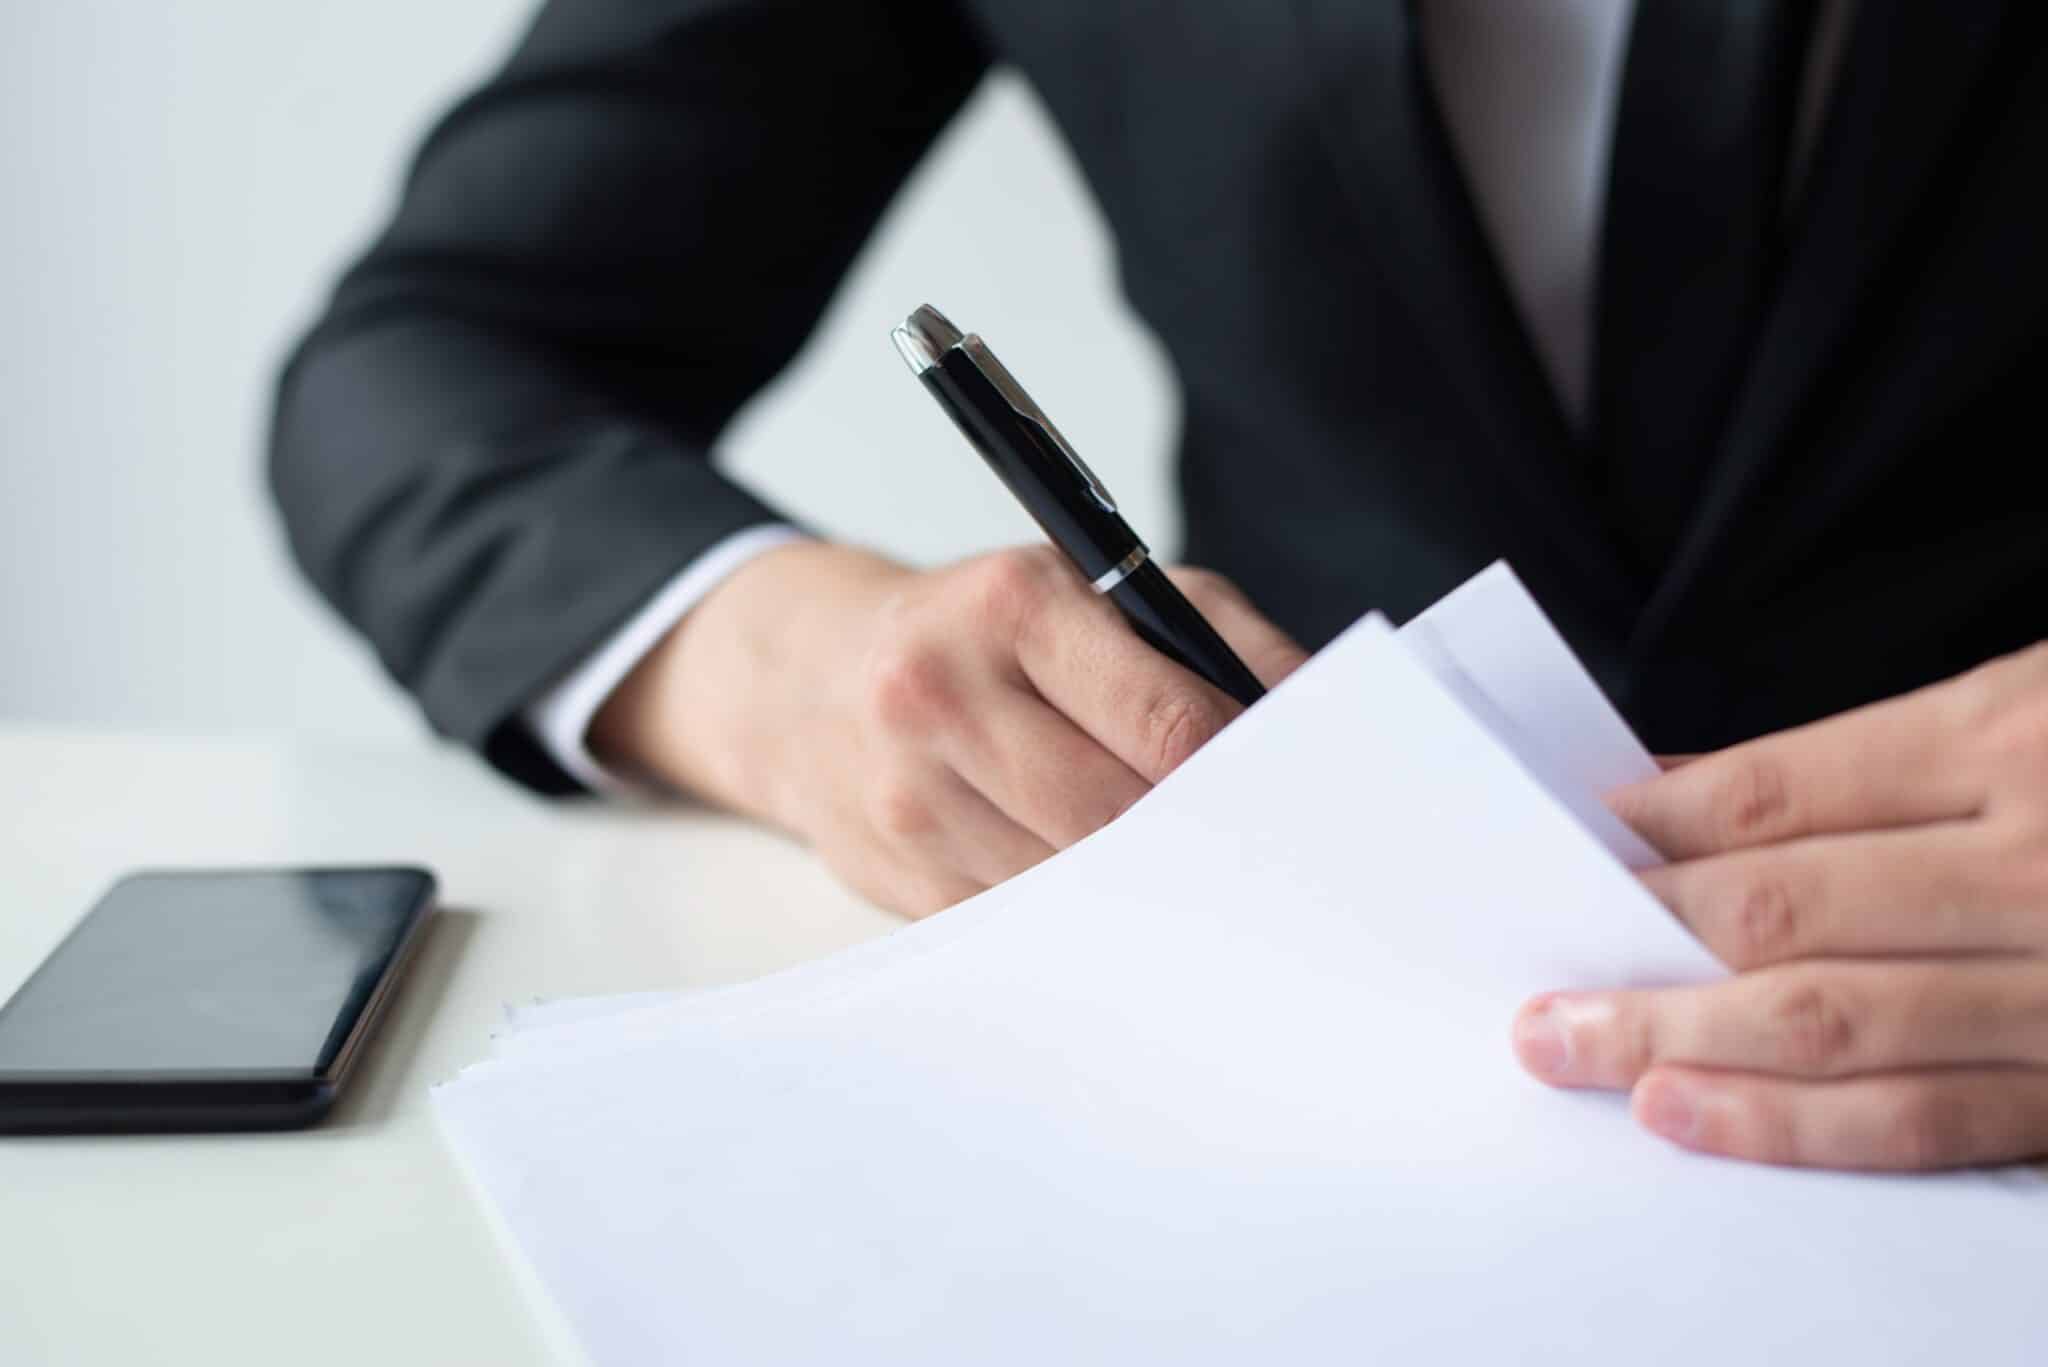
[0,867,436,1135]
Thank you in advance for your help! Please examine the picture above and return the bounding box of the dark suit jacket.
[270,1,2048,794]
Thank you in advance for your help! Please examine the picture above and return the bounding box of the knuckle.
[1710,755,1794,846]
[965,548,1058,633]
[865,643,956,735]
[1726,872,1803,968]
[1766,977,1858,1075]
[1143,690,1224,777]
[868,776,937,844]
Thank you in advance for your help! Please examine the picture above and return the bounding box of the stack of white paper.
[437,564,2047,1365]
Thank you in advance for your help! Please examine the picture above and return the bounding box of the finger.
[883,864,986,921]
[862,760,1055,890]
[1641,821,2036,970]
[940,686,1152,849]
[1012,586,1244,786]
[1163,566,1310,688]
[928,770,1057,887]
[1606,683,1985,860]
[1513,959,2048,1089]
[1631,1063,2048,1171]
[824,834,985,922]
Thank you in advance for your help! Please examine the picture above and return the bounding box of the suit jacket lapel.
[1289,0,1639,619]
[1633,1,2015,651]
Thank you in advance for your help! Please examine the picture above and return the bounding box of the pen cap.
[919,346,1143,585]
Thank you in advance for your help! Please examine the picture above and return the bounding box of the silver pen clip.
[892,305,1119,516]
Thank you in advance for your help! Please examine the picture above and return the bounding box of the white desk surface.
[0,726,898,1366]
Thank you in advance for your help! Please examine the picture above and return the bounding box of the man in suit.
[271,1,2048,1170]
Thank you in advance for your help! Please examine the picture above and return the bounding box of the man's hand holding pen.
[592,541,1303,918]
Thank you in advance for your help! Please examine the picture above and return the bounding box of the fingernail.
[1513,998,1574,1077]
[1635,1075,1702,1144]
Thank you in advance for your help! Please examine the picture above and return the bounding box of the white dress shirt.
[528,0,1852,792]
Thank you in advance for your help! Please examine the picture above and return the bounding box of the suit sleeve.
[268,0,989,793]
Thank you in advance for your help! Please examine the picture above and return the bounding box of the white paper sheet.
[1401,562,1662,867]
[503,992,681,1034]
[488,562,1663,1061]
[434,601,2048,1365]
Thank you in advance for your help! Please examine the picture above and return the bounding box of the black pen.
[891,305,1266,707]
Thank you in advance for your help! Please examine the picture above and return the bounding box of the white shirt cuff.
[523,524,810,796]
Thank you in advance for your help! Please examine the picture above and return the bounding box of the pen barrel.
[921,357,1134,583]
[915,338,1262,708]
[1109,561,1268,708]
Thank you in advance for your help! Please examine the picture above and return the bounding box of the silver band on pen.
[1090,546,1150,594]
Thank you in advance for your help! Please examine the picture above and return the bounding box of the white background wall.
[0,1,1176,742]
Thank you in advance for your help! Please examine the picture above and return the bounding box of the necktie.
[1595,1,1818,566]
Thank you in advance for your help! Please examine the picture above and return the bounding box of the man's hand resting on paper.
[1514,644,2048,1170]
[591,542,1306,918]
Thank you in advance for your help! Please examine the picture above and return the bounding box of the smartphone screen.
[0,868,434,1083]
